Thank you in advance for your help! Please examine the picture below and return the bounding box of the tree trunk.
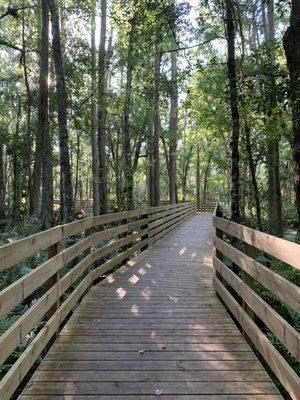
[0,143,5,219]
[196,144,200,211]
[153,47,162,207]
[265,0,283,235]
[91,2,100,216]
[203,156,211,203]
[21,2,33,213]
[123,20,135,210]
[283,0,300,240]
[40,0,53,229]
[46,0,73,223]
[244,125,262,229]
[168,51,178,204]
[12,103,22,222]
[98,0,108,214]
[225,0,240,222]
[181,144,193,201]
[147,105,155,206]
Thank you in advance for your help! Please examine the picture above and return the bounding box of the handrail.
[0,202,196,400]
[213,207,300,399]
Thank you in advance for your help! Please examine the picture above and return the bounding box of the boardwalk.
[20,213,281,399]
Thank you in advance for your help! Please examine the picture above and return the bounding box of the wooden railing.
[0,202,196,400]
[213,204,300,399]
[198,200,217,212]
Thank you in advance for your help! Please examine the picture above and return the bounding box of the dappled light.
[115,287,127,299]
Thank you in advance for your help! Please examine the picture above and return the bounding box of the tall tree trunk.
[283,0,300,240]
[32,0,47,217]
[123,20,135,210]
[147,105,155,206]
[244,125,262,229]
[0,143,5,219]
[12,103,22,222]
[40,0,52,229]
[225,0,241,222]
[168,51,178,204]
[263,0,283,235]
[196,144,200,211]
[21,2,33,213]
[91,2,100,216]
[46,0,73,223]
[203,156,211,203]
[98,0,108,214]
[153,47,162,206]
[181,144,193,202]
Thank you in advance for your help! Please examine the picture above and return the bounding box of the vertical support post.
[141,209,149,252]
[82,227,92,296]
[242,243,255,322]
[215,227,224,283]
[46,241,59,348]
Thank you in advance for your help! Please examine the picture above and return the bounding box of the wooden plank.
[214,276,300,400]
[0,225,63,272]
[46,351,257,361]
[0,273,93,400]
[21,381,279,395]
[18,395,283,400]
[214,216,300,270]
[214,237,300,312]
[0,254,92,365]
[38,359,264,371]
[214,256,300,361]
[30,369,271,382]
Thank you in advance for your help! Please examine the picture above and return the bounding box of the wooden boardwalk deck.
[20,213,281,399]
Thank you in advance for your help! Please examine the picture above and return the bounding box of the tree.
[168,50,178,204]
[46,0,73,222]
[38,0,53,229]
[225,0,241,222]
[91,0,99,216]
[283,0,300,240]
[98,0,108,214]
[153,45,162,207]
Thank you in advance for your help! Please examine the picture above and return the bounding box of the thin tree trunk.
[225,0,241,222]
[265,0,283,235]
[39,0,53,229]
[153,47,162,207]
[147,105,155,206]
[21,2,33,213]
[203,156,211,203]
[12,103,22,222]
[283,0,300,240]
[46,0,73,223]
[123,20,135,210]
[168,51,178,204]
[181,144,193,201]
[0,143,5,219]
[244,125,262,229]
[196,144,200,211]
[98,0,108,214]
[91,2,100,216]
[74,131,80,203]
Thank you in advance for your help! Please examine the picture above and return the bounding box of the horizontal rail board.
[214,277,300,400]
[213,257,300,361]
[214,237,300,312]
[214,216,300,270]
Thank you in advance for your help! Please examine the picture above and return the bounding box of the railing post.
[46,242,59,347]
[242,243,255,321]
[215,228,224,283]
[141,208,149,252]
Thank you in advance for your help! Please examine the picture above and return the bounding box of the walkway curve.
[20,213,281,399]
